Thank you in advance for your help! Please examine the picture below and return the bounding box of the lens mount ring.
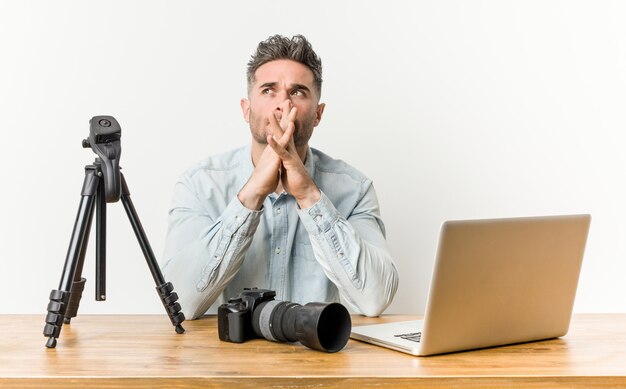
[257,300,282,342]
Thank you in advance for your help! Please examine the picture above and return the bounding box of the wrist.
[295,185,321,209]
[237,182,266,210]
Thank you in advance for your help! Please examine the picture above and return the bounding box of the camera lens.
[251,300,351,352]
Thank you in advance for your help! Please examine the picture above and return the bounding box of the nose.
[274,96,292,114]
[273,106,283,122]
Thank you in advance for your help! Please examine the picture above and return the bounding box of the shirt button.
[275,247,281,255]
[276,208,281,214]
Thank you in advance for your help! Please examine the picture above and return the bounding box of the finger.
[279,100,292,130]
[282,106,297,144]
[288,105,297,123]
[274,105,296,144]
[281,120,295,146]
[270,113,295,152]
[267,133,291,160]
[267,111,285,139]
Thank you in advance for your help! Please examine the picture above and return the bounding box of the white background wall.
[1,1,625,315]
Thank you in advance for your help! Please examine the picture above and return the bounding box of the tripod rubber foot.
[46,337,57,348]
[175,325,185,334]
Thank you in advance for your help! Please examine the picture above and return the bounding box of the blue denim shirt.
[162,145,398,319]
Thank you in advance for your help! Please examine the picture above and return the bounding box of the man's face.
[241,59,325,147]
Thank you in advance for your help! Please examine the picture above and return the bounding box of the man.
[162,35,398,320]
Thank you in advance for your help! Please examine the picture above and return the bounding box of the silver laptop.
[351,214,591,356]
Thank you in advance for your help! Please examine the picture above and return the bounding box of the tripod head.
[82,116,122,202]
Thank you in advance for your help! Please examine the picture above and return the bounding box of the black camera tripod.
[43,116,185,348]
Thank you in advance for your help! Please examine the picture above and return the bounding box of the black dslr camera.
[217,288,351,352]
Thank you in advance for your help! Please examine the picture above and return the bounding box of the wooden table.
[1,314,625,388]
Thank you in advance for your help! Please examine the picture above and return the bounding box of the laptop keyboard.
[394,332,422,343]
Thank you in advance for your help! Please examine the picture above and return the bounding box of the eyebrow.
[258,82,277,90]
[257,82,311,93]
[291,83,311,93]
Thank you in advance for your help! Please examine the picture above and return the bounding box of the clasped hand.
[239,100,320,210]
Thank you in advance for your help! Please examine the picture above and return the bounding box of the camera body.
[217,287,275,343]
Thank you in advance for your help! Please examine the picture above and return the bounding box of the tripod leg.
[63,205,92,324]
[44,166,99,348]
[64,167,107,322]
[95,175,107,301]
[119,173,185,334]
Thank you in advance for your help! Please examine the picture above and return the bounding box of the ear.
[313,103,326,127]
[240,98,251,123]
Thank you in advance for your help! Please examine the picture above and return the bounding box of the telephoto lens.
[251,300,351,352]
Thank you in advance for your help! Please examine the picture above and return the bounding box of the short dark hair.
[247,34,323,96]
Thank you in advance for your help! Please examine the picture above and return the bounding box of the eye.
[290,89,305,97]
[262,88,273,95]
